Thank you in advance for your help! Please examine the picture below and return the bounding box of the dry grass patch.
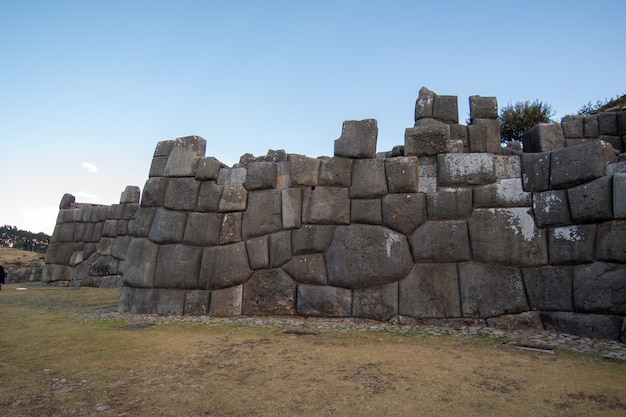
[1,284,625,416]
[0,247,45,269]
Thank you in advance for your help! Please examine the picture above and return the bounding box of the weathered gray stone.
[567,176,613,223]
[156,289,186,315]
[427,188,472,219]
[433,95,458,124]
[199,242,252,290]
[130,288,158,314]
[411,220,470,262]
[117,286,134,313]
[124,238,158,287]
[148,208,187,244]
[614,173,626,219]
[468,118,501,154]
[473,178,531,208]
[450,124,469,151]
[242,189,282,239]
[218,184,248,212]
[219,212,242,244]
[599,135,623,153]
[302,186,350,225]
[399,263,461,318]
[522,266,573,311]
[520,152,550,192]
[129,207,155,238]
[353,282,398,321]
[164,136,206,177]
[598,112,618,135]
[486,311,544,331]
[245,236,268,269]
[494,155,522,179]
[154,244,201,289]
[288,155,320,187]
[574,262,626,315]
[197,182,222,212]
[404,125,452,156]
[243,162,277,190]
[209,285,243,316]
[551,141,616,189]
[291,225,335,255]
[318,157,353,187]
[414,118,445,127]
[618,111,626,135]
[334,119,378,159]
[184,290,211,315]
[242,269,297,315]
[269,230,292,267]
[532,189,572,227]
[120,186,140,204]
[182,212,221,246]
[196,157,222,181]
[218,167,247,185]
[350,159,388,198]
[437,153,496,186]
[325,225,413,289]
[154,140,174,157]
[164,178,200,211]
[540,311,624,341]
[141,177,170,207]
[469,95,498,120]
[522,123,565,153]
[382,193,427,235]
[149,156,167,177]
[548,224,596,265]
[583,115,599,137]
[283,254,327,285]
[45,242,74,264]
[596,221,626,262]
[459,263,528,318]
[385,157,419,193]
[468,208,548,266]
[561,115,584,138]
[414,86,435,121]
[296,285,352,317]
[351,199,382,224]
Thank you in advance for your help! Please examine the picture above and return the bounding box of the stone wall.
[43,88,626,342]
[6,262,43,284]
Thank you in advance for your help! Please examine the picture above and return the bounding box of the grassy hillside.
[0,247,45,270]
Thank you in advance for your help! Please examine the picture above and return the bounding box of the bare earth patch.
[1,284,625,416]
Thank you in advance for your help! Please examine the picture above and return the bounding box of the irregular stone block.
[148,208,187,244]
[141,177,169,207]
[45,242,74,265]
[164,136,206,177]
[522,123,565,153]
[130,288,158,314]
[243,162,276,190]
[199,242,252,290]
[218,184,248,212]
[149,156,167,177]
[196,157,222,181]
[614,173,626,219]
[288,155,320,187]
[548,224,596,265]
[450,123,469,151]
[574,262,626,315]
[596,221,626,262]
[318,157,353,187]
[411,220,470,262]
[599,135,623,153]
[427,188,472,219]
[414,86,435,121]
[350,159,388,198]
[245,236,268,269]
[242,189,282,239]
[540,311,623,341]
[469,95,498,120]
[154,140,174,157]
[217,167,247,185]
[385,157,419,193]
[124,238,158,287]
[561,115,584,138]
[242,269,297,315]
[154,244,202,289]
[598,112,618,135]
[296,285,352,317]
[607,161,626,176]
[583,115,598,138]
[551,140,616,189]
[283,254,327,285]
[433,95,458,123]
[183,212,221,246]
[567,176,613,223]
[197,182,222,212]
[437,153,496,186]
[494,155,521,179]
[156,289,186,315]
[399,263,460,318]
[302,186,350,225]
[117,286,134,313]
[404,125,452,156]
[520,152,550,192]
[522,266,573,311]
[532,189,572,227]
[184,290,211,316]
[291,225,335,255]
[468,118,501,154]
[468,208,548,266]
[325,224,413,289]
[353,282,398,321]
[164,178,200,211]
[209,285,243,316]
[281,188,302,229]
[120,186,140,204]
[334,119,378,159]
[473,178,531,208]
[268,230,292,267]
[382,193,427,235]
[351,199,382,224]
[219,212,242,244]
[459,263,528,318]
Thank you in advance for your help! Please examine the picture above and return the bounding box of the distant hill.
[0,225,49,253]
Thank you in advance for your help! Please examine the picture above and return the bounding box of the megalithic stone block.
[550,140,616,189]
[404,125,452,156]
[334,119,378,159]
[522,123,565,153]
[469,95,498,120]
[433,95,458,124]
[415,86,436,121]
[164,136,206,177]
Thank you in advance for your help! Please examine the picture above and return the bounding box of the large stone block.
[318,157,353,187]
[382,193,427,235]
[209,285,243,316]
[583,115,599,137]
[520,152,550,192]
[195,157,222,181]
[548,224,596,265]
[595,221,626,262]
[353,282,398,321]
[117,286,134,313]
[468,118,501,154]
[164,136,206,177]
[184,290,211,316]
[149,155,167,177]
[597,112,618,135]
[269,230,292,267]
[281,188,302,229]
[459,263,528,318]
[522,266,573,311]
[130,288,158,314]
[550,140,616,189]
[302,186,350,224]
[468,208,548,266]
[473,178,531,208]
[540,311,624,341]
[469,95,498,120]
[350,159,388,198]
[427,188,472,220]
[197,182,223,212]
[567,176,613,223]
[243,162,277,190]
[574,262,626,315]
[561,115,584,138]
[614,173,626,219]
[414,86,435,121]
[242,269,297,315]
[385,157,419,193]
[399,263,461,318]
[494,155,522,179]
[148,208,187,244]
[291,225,335,255]
[219,212,242,244]
[288,155,320,187]
[351,199,382,224]
[450,123,469,151]
[404,125,452,156]
[124,238,158,287]
[242,189,282,239]
[325,224,413,289]
[433,95,458,124]
[245,236,268,269]
[156,289,186,315]
[618,111,626,135]
[410,220,470,262]
[154,244,202,289]
[218,184,248,212]
[164,178,200,211]
[437,153,496,186]
[532,189,572,227]
[522,123,565,153]
[199,242,252,290]
[183,212,221,246]
[334,119,378,159]
[45,242,74,265]
[141,177,170,207]
[283,254,327,285]
[296,285,352,317]
[217,167,247,185]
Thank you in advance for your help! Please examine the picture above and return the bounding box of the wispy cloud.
[73,191,101,203]
[80,162,98,174]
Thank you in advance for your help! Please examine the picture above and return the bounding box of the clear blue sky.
[1,0,624,235]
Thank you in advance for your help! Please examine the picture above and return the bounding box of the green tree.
[499,100,555,143]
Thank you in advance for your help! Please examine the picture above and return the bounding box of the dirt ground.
[1,284,625,417]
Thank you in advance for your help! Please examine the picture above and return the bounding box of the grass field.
[1,284,625,417]
[0,247,45,270]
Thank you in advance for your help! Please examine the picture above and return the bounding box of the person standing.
[0,265,5,291]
